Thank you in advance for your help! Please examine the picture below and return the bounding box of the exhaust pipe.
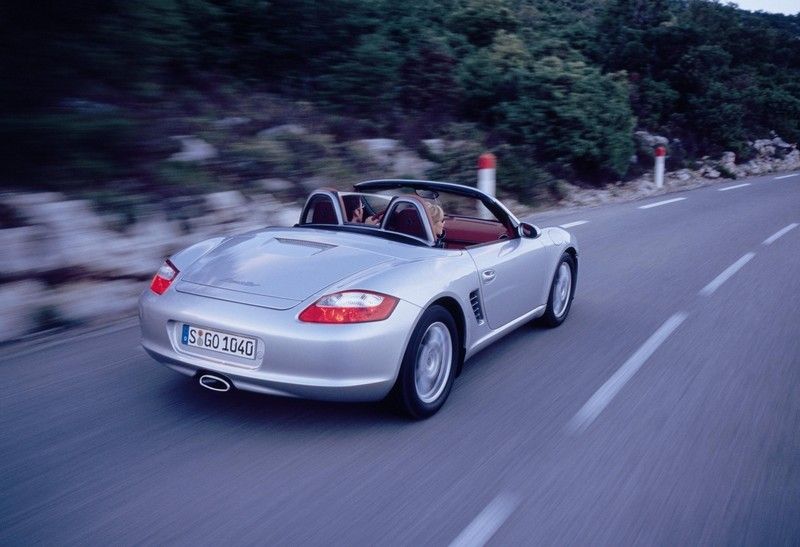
[199,374,231,392]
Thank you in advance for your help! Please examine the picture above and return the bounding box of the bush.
[492,145,562,205]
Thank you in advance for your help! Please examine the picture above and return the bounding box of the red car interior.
[301,189,515,249]
[443,216,512,249]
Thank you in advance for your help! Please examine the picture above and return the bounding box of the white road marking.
[699,253,756,296]
[718,183,751,192]
[638,197,686,209]
[763,223,798,246]
[449,493,520,547]
[774,173,799,180]
[559,220,589,229]
[567,312,688,434]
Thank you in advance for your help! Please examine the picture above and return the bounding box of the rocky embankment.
[1,136,798,343]
[0,191,301,342]
[557,135,799,207]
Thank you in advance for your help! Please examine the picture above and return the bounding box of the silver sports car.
[139,180,578,418]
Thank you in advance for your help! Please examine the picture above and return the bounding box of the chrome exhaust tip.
[199,374,231,392]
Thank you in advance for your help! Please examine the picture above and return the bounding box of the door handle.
[481,269,496,283]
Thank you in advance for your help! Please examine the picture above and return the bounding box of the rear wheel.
[392,305,458,419]
[540,253,575,327]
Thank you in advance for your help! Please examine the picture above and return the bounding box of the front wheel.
[391,305,458,419]
[540,253,575,328]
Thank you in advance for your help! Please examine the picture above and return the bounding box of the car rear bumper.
[139,288,421,402]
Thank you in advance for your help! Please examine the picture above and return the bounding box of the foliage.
[1,0,799,197]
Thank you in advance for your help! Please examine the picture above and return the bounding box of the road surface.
[2,171,799,545]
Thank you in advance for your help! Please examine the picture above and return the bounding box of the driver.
[343,195,379,225]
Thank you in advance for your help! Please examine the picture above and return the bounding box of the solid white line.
[567,312,688,434]
[774,173,799,180]
[559,220,589,229]
[699,253,756,296]
[718,183,751,192]
[638,197,686,209]
[763,223,798,246]
[449,493,520,547]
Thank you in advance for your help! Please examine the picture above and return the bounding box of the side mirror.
[518,222,541,239]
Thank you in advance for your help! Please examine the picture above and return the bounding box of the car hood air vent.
[274,238,335,253]
[469,290,485,325]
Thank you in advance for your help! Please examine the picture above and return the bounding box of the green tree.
[500,56,635,179]
[447,0,519,47]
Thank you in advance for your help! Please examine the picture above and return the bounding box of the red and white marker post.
[478,153,496,219]
[654,145,667,189]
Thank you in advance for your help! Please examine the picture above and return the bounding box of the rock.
[213,116,251,129]
[206,191,247,210]
[718,152,739,178]
[0,227,46,276]
[257,124,308,138]
[780,149,800,170]
[752,139,776,157]
[742,161,766,175]
[203,191,249,225]
[355,138,399,168]
[422,139,445,156]
[634,131,669,149]
[671,169,693,182]
[169,136,218,162]
[772,136,792,149]
[272,206,303,227]
[357,138,399,154]
[30,200,105,232]
[720,152,736,168]
[49,280,143,324]
[0,281,47,342]
[355,138,434,177]
[82,215,185,278]
[258,178,295,192]
[3,199,118,272]
[300,176,335,193]
[391,151,435,178]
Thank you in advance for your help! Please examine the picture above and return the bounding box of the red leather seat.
[310,199,337,224]
[384,205,426,239]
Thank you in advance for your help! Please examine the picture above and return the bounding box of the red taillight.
[150,260,179,295]
[298,291,399,323]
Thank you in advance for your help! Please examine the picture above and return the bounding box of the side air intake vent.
[469,290,485,325]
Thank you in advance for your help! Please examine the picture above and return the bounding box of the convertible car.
[139,180,578,418]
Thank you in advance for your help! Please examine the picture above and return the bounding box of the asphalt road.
[2,172,799,545]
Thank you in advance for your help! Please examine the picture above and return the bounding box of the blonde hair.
[424,200,444,223]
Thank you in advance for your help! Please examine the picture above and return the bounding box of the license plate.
[181,324,256,360]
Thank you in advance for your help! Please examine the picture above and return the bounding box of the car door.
[467,236,551,329]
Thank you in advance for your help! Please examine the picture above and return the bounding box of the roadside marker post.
[654,145,666,189]
[478,153,496,219]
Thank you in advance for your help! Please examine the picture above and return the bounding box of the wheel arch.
[429,296,467,376]
[565,246,578,285]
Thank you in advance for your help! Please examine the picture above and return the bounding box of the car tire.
[540,252,576,328]
[391,305,458,419]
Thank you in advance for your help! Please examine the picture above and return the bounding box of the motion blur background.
[1,0,799,338]
[2,3,800,545]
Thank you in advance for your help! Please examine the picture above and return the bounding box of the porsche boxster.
[139,180,578,418]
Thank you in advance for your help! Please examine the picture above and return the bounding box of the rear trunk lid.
[178,233,393,309]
